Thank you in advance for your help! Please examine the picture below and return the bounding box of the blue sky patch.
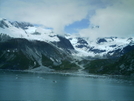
[64,19,90,33]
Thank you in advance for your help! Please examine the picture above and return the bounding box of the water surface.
[0,70,134,100]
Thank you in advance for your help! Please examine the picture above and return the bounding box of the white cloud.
[1,0,133,38]
[79,0,134,39]
[0,0,91,34]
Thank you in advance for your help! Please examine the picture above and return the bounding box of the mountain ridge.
[0,18,134,75]
[1,18,134,58]
[0,35,79,71]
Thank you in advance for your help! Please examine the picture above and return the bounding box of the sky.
[0,0,134,39]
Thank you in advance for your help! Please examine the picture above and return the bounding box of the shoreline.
[0,69,132,79]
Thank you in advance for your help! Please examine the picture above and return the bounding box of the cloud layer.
[0,0,134,38]
[78,0,134,39]
[0,0,91,34]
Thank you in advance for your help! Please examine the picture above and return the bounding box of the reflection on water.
[0,70,134,100]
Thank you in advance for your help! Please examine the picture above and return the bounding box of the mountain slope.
[0,18,79,71]
[1,18,134,58]
[84,50,134,75]
[0,18,62,43]
[0,18,134,75]
[0,18,75,53]
[66,35,134,58]
[0,35,79,71]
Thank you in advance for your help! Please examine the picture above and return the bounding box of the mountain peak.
[0,18,12,28]
[0,18,61,42]
[0,18,134,58]
[10,21,33,29]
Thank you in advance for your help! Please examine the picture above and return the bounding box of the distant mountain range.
[0,18,134,75]
[66,34,134,58]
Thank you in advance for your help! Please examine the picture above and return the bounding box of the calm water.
[0,70,134,101]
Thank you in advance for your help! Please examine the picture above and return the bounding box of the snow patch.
[0,19,60,42]
[66,34,134,57]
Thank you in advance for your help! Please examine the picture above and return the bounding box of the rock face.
[10,21,33,29]
[0,35,79,70]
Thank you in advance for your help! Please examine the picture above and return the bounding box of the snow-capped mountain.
[66,34,134,58]
[0,18,78,71]
[0,18,134,75]
[0,18,60,42]
[0,18,134,58]
[0,18,74,53]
